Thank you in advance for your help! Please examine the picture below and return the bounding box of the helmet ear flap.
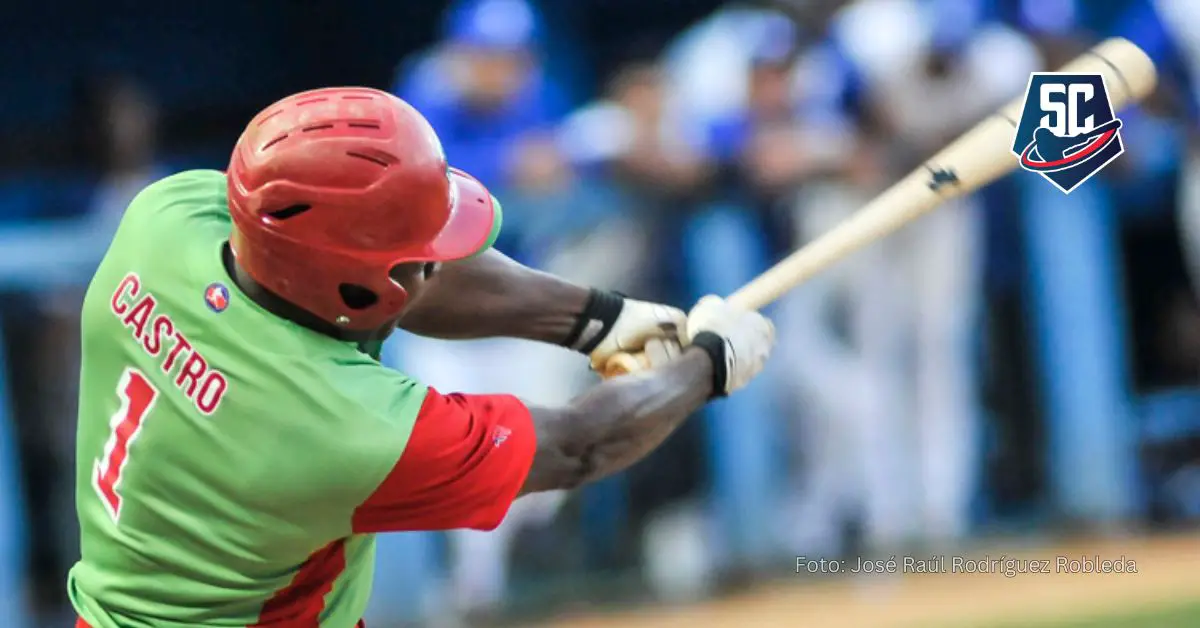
[338,284,379,310]
[332,279,409,331]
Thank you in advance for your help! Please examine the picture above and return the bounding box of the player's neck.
[221,242,394,345]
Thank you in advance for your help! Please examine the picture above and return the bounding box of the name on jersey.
[110,273,229,415]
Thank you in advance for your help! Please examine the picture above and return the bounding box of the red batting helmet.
[227,87,496,332]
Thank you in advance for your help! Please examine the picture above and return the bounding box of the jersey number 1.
[93,367,159,522]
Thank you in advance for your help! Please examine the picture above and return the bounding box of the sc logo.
[1039,83,1097,137]
[1012,73,1124,194]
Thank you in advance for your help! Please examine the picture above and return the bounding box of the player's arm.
[398,249,586,342]
[519,345,713,494]
[519,296,771,493]
[351,297,773,533]
[398,249,686,368]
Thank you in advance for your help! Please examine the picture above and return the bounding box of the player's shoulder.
[120,169,229,232]
[91,168,230,306]
[322,355,431,430]
[131,169,226,203]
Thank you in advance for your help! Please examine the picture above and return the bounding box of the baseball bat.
[602,37,1157,378]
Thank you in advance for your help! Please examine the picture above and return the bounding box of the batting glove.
[562,289,688,370]
[686,295,775,397]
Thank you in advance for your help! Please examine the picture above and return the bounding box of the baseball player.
[69,87,775,628]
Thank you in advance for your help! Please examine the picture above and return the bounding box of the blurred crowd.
[3,0,1200,626]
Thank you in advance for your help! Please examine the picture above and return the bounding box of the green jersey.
[70,170,535,628]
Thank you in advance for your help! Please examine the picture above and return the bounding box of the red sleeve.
[351,387,537,533]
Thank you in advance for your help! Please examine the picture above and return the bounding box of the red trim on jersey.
[351,388,536,533]
[251,539,348,627]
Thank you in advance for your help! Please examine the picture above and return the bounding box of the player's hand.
[640,337,685,369]
[686,295,775,396]
[587,297,688,371]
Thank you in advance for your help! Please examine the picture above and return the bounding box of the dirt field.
[537,534,1200,628]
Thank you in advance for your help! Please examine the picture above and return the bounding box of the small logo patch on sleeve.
[204,283,231,313]
[492,425,512,447]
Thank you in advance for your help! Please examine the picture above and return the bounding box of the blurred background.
[3,0,1200,626]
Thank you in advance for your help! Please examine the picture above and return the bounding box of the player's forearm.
[398,249,588,344]
[520,349,713,494]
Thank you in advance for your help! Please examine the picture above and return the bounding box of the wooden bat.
[603,37,1158,378]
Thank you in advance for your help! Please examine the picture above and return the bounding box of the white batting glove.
[562,289,688,370]
[589,298,688,370]
[686,295,775,396]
